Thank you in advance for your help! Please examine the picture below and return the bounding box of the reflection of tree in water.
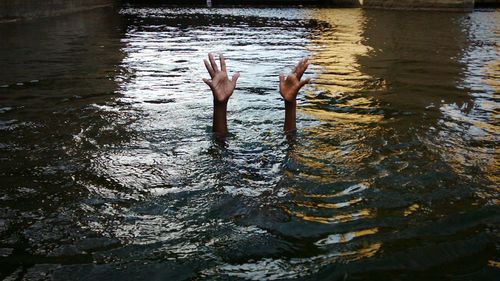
[355,9,498,191]
[426,11,500,188]
[357,9,471,110]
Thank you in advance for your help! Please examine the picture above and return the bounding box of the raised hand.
[203,53,240,105]
[202,53,240,135]
[279,57,311,133]
[279,57,311,103]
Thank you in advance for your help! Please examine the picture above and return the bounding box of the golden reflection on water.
[488,260,500,269]
[283,206,373,224]
[315,227,379,245]
[352,242,382,260]
[281,12,383,262]
[403,203,420,217]
[281,10,382,237]
[302,108,383,123]
[315,241,382,262]
[293,197,363,209]
[282,9,385,263]
[301,8,384,123]
[484,51,500,93]
[305,8,377,95]
[481,57,500,185]
[290,182,369,198]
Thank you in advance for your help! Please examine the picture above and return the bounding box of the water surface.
[0,6,498,280]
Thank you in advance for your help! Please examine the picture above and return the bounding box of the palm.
[211,71,236,103]
[203,53,239,104]
[280,74,302,103]
[279,57,310,103]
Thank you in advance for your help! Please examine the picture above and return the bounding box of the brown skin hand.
[279,57,311,132]
[202,54,309,135]
[203,53,240,135]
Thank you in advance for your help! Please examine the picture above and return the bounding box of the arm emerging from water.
[279,57,311,133]
[203,53,240,135]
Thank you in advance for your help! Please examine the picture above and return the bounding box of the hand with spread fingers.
[279,57,311,103]
[203,53,240,105]
[202,53,311,135]
[203,53,240,135]
[279,57,311,132]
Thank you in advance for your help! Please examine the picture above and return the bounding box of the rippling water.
[0,5,499,280]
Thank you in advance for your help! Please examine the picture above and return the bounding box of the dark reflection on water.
[0,5,499,281]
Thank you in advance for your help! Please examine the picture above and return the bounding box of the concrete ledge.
[0,0,115,22]
[1,0,492,21]
[475,0,500,6]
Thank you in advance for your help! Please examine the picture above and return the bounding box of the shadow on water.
[0,7,132,279]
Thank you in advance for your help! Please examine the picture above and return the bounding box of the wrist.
[213,99,228,107]
[285,100,297,111]
[213,100,228,134]
[281,91,298,104]
[284,99,297,132]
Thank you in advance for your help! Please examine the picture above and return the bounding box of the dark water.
[0,5,499,280]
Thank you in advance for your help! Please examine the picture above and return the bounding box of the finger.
[294,57,306,74]
[203,78,214,90]
[220,53,227,72]
[208,53,219,72]
[292,61,299,75]
[299,57,306,68]
[231,72,240,87]
[204,59,215,78]
[297,63,309,80]
[299,58,309,71]
[298,57,307,67]
[299,77,311,88]
[294,60,304,79]
[296,59,309,80]
[279,73,285,85]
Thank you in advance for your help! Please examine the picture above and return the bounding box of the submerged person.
[202,53,310,135]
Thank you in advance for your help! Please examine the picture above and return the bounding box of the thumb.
[279,73,285,85]
[203,78,214,90]
[299,77,311,88]
[231,72,240,87]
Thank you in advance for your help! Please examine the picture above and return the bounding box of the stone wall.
[1,0,497,20]
[0,0,115,21]
[475,0,500,5]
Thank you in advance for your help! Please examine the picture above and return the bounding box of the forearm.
[213,101,228,135]
[284,100,296,132]
[279,57,310,132]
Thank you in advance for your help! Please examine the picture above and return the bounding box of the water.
[0,5,499,280]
